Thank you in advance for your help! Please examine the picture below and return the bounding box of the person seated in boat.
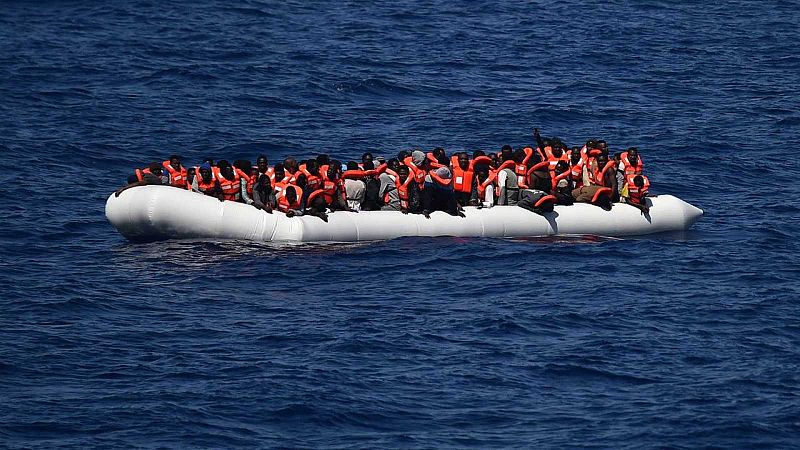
[623,174,650,214]
[404,150,430,188]
[589,153,619,201]
[161,155,188,189]
[450,152,475,207]
[117,162,169,196]
[620,147,643,176]
[360,160,383,211]
[550,161,575,206]
[496,154,521,206]
[360,152,374,169]
[189,163,224,201]
[234,160,257,205]
[428,147,448,168]
[393,165,421,214]
[283,157,299,181]
[344,161,366,211]
[470,165,496,208]
[295,160,324,201]
[253,154,273,181]
[378,158,401,211]
[277,185,305,218]
[323,161,356,213]
[216,160,241,202]
[272,163,286,185]
[498,144,514,162]
[517,188,556,215]
[251,170,276,213]
[421,167,465,219]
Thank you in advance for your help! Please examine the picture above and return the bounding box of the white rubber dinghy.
[106,186,703,242]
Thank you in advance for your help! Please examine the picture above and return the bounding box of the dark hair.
[397,150,411,161]
[148,162,162,172]
[362,160,375,170]
[217,160,231,169]
[257,154,268,162]
[316,154,330,166]
[361,152,373,161]
[347,161,359,171]
[501,144,513,153]
[169,154,180,161]
[473,150,486,158]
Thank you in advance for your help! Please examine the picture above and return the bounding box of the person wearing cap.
[115,162,169,197]
[421,166,465,219]
[403,150,430,188]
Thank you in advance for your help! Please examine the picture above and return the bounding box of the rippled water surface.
[2,1,800,448]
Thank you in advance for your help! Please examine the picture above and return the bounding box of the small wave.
[544,363,658,385]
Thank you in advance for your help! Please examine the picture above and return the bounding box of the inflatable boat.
[106,186,703,243]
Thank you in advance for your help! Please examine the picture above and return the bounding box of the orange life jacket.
[298,167,323,192]
[396,175,415,210]
[216,169,240,201]
[382,168,401,204]
[449,156,474,194]
[426,152,446,168]
[475,172,496,201]
[621,152,644,175]
[544,148,569,170]
[162,161,188,188]
[403,157,428,187]
[550,170,571,192]
[236,169,255,197]
[194,168,217,195]
[134,167,152,182]
[626,174,650,204]
[276,185,303,212]
[591,160,617,187]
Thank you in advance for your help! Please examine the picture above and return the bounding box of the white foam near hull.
[105,185,703,242]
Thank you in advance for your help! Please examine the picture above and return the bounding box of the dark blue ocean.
[2,1,800,448]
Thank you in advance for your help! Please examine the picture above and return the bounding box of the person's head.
[500,144,513,161]
[411,150,427,168]
[149,162,163,176]
[199,163,213,182]
[328,160,342,179]
[627,147,639,165]
[362,160,375,170]
[473,149,485,159]
[285,186,297,204]
[218,160,234,179]
[552,146,563,158]
[397,150,411,161]
[346,161,359,171]
[169,155,181,169]
[555,160,569,175]
[387,158,400,172]
[306,159,320,175]
[283,157,297,172]
[598,140,608,150]
[489,153,499,167]
[586,140,597,150]
[457,152,470,170]
[432,147,447,164]
[274,163,285,182]
[633,175,645,189]
[202,157,215,166]
[258,172,272,190]
[316,154,330,166]
[513,149,526,163]
[361,152,373,164]
[256,154,269,172]
[475,166,489,181]
[234,160,251,172]
[570,147,581,164]
[597,154,609,168]
[398,165,410,182]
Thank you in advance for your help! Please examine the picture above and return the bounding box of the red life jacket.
[524,161,549,188]
[254,167,275,184]
[626,174,650,204]
[216,169,240,201]
[382,168,400,204]
[396,175,415,209]
[276,185,303,212]
[544,148,569,170]
[591,161,617,187]
[134,167,152,182]
[162,161,188,188]
[194,168,217,195]
[550,170,571,192]
[403,157,428,187]
[449,156,474,194]
[299,167,323,192]
[475,172,496,201]
[426,152,446,168]
[621,152,644,175]
[237,169,255,197]
[428,169,452,187]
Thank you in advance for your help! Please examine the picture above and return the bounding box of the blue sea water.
[1,0,800,448]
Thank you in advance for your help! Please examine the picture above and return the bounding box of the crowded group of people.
[115,129,652,221]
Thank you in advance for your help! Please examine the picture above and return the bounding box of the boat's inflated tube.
[106,186,703,242]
